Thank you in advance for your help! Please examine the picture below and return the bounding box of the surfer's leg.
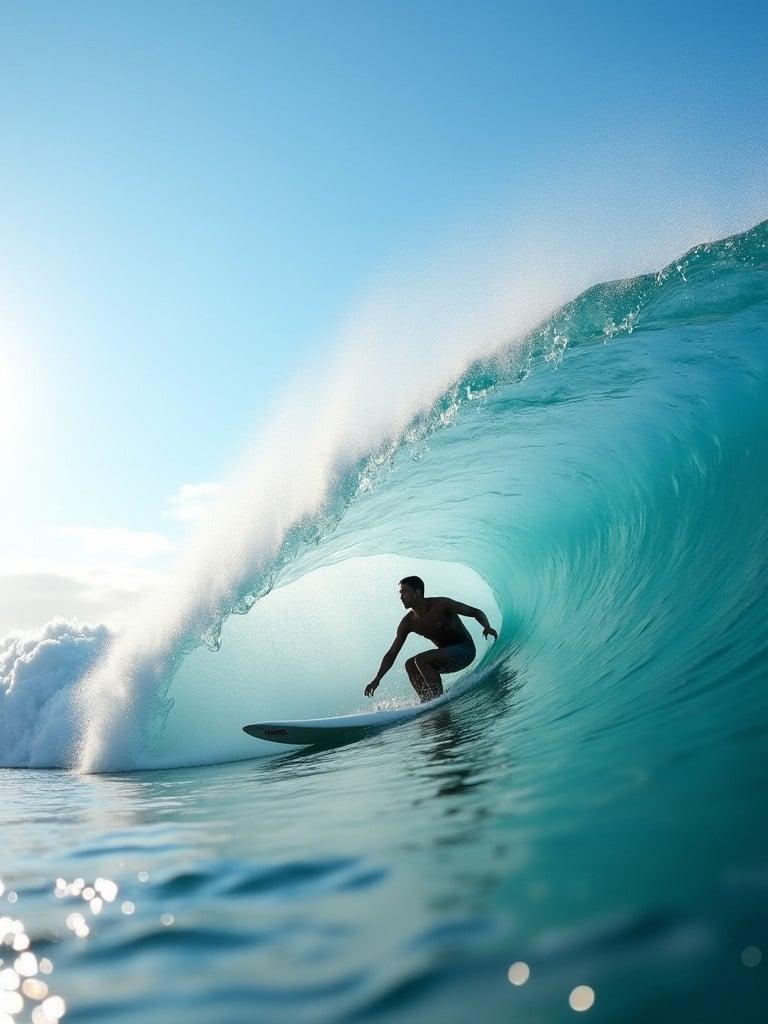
[411,645,476,702]
[405,653,444,703]
[404,656,442,702]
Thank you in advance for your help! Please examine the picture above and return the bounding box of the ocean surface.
[2,219,768,1022]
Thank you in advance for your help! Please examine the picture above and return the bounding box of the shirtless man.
[364,576,498,703]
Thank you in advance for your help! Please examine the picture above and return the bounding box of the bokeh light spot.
[507,961,530,986]
[569,985,595,1012]
[741,946,762,968]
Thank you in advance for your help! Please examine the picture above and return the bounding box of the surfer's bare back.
[364,576,498,703]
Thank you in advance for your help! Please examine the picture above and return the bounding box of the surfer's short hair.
[399,575,425,595]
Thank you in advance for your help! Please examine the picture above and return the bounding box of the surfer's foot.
[406,672,442,702]
[411,680,440,702]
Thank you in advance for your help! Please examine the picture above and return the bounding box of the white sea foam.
[0,620,111,767]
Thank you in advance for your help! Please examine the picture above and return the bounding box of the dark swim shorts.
[438,642,476,672]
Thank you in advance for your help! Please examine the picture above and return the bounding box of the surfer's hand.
[364,680,379,697]
[484,626,498,641]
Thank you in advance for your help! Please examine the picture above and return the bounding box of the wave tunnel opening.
[159,554,503,768]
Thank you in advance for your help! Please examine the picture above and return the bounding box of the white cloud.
[1,518,180,635]
[0,488,225,636]
[0,564,166,635]
[164,482,224,523]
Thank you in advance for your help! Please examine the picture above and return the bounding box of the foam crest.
[0,620,111,767]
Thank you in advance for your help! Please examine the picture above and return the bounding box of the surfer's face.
[399,583,417,608]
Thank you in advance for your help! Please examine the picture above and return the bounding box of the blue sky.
[1,0,766,632]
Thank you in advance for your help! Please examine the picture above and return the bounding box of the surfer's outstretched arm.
[365,619,411,696]
[445,599,498,640]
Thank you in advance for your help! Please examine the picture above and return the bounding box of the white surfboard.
[243,670,484,746]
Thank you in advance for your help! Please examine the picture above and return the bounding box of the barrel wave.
[68,217,768,776]
[2,220,768,784]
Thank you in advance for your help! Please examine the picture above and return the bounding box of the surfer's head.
[399,576,425,608]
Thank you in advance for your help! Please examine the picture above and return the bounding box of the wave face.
[2,220,768,775]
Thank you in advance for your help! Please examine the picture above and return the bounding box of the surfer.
[364,576,498,703]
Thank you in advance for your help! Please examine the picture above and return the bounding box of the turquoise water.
[2,220,768,1021]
